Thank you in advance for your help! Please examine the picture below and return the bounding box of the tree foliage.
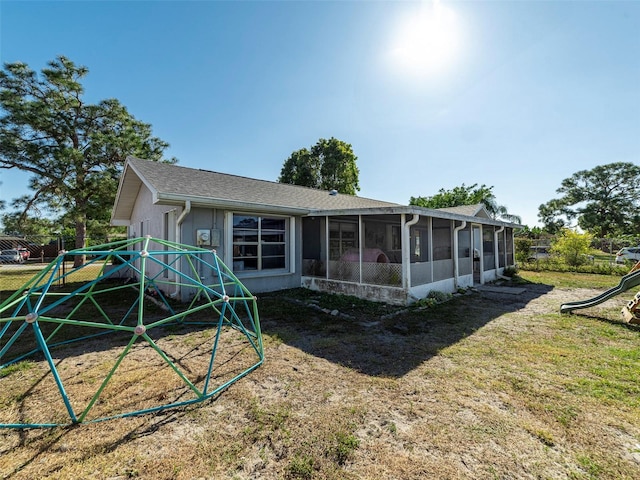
[514,237,533,264]
[278,137,360,195]
[0,56,174,263]
[410,183,521,223]
[538,162,640,237]
[0,211,55,236]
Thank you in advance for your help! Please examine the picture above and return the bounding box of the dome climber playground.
[0,236,264,428]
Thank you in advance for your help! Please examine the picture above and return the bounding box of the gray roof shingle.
[437,204,490,218]
[113,158,521,228]
[124,156,399,211]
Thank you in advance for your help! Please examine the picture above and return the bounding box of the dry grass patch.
[1,272,640,479]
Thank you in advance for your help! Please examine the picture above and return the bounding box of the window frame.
[230,213,291,273]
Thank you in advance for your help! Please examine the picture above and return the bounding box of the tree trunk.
[74,218,87,267]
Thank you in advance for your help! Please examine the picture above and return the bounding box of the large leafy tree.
[278,137,360,195]
[538,162,640,237]
[410,183,521,223]
[0,56,175,265]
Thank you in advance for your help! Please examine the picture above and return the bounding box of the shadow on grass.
[258,283,554,378]
[0,280,246,366]
[0,407,190,479]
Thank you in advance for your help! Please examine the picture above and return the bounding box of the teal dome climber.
[0,236,263,428]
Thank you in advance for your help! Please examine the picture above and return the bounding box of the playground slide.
[560,268,640,314]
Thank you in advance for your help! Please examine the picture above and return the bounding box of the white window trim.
[225,212,295,275]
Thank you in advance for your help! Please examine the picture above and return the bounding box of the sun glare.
[388,0,461,79]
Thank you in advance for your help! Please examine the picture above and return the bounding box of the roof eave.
[308,205,523,228]
[157,192,311,215]
[111,158,164,225]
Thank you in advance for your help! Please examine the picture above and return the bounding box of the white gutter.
[358,215,363,284]
[495,225,505,272]
[172,200,191,298]
[453,221,467,289]
[402,214,420,290]
[158,192,309,216]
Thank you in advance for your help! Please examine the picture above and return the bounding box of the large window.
[233,215,287,271]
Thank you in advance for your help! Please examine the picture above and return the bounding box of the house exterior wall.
[128,185,184,283]
[122,181,517,306]
[302,277,408,305]
[128,186,183,240]
[126,188,302,299]
[409,278,457,302]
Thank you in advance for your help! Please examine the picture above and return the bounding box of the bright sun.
[388,0,461,78]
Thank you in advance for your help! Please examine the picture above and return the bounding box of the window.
[233,215,287,271]
[329,220,358,260]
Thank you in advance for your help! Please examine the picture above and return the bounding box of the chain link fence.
[1,234,68,263]
[0,234,118,297]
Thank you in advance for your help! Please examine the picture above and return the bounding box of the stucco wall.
[302,277,408,306]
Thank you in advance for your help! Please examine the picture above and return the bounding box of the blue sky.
[1,0,638,228]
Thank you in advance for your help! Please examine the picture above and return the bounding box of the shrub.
[515,237,533,264]
[502,265,519,277]
[427,290,452,303]
[519,259,628,276]
[551,229,593,267]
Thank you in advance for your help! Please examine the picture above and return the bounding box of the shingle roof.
[437,204,490,218]
[112,158,523,228]
[112,157,400,223]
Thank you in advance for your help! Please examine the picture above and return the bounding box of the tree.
[278,137,360,195]
[538,162,640,237]
[551,229,593,267]
[410,183,521,223]
[0,56,175,265]
[0,211,55,236]
[514,237,533,264]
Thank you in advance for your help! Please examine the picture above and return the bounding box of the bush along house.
[111,157,520,305]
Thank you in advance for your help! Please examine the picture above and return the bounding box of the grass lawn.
[1,269,639,479]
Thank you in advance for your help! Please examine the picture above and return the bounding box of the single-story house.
[111,157,521,305]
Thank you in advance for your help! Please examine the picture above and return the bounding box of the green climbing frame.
[0,236,264,428]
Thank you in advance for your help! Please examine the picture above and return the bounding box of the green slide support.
[560,269,640,314]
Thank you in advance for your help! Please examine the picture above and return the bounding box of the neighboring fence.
[0,234,119,296]
[1,234,65,263]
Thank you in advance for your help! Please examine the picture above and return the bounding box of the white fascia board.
[157,192,311,216]
[110,219,131,226]
[309,206,522,228]
[127,160,161,203]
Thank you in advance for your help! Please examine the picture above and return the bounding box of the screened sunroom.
[300,208,517,305]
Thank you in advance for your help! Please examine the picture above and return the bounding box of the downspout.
[176,200,191,245]
[358,215,363,284]
[453,221,467,289]
[172,200,191,298]
[325,216,330,279]
[495,225,505,274]
[402,214,420,291]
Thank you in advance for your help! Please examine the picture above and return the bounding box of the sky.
[0,0,638,228]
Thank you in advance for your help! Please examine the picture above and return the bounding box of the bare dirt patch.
[1,280,639,479]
